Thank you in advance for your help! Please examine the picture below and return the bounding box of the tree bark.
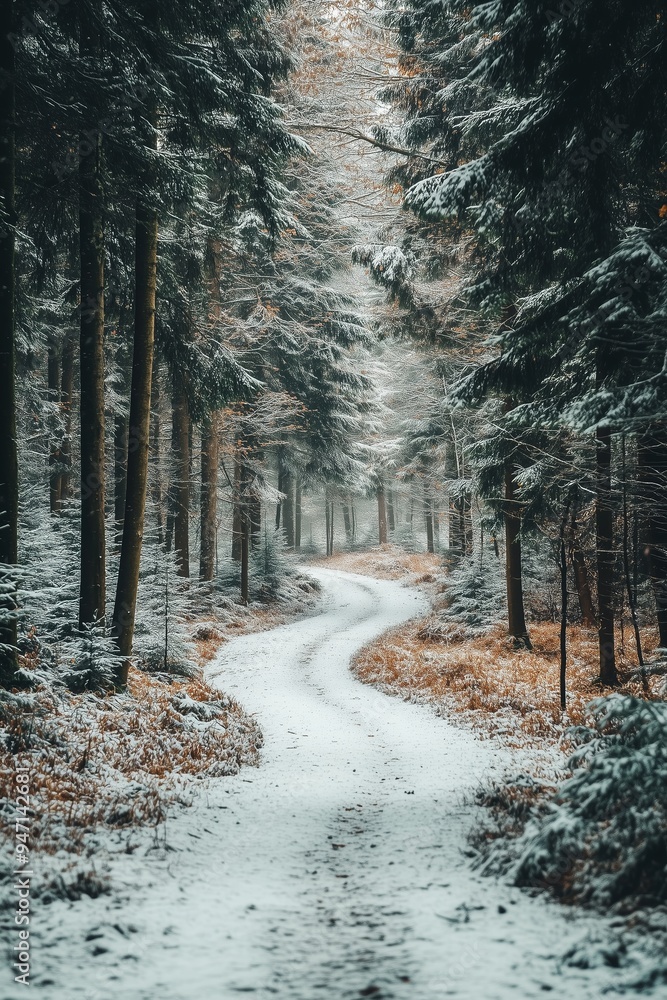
[639,429,667,649]
[111,109,159,687]
[58,332,75,504]
[377,482,388,544]
[504,464,531,648]
[295,477,302,549]
[48,340,62,514]
[231,455,242,562]
[78,10,106,628]
[172,381,190,577]
[114,409,129,550]
[387,488,395,532]
[249,492,261,550]
[240,504,249,605]
[342,503,352,541]
[559,502,569,711]
[596,424,617,684]
[283,470,295,548]
[199,412,218,581]
[150,362,164,546]
[572,541,595,627]
[275,461,283,530]
[0,6,18,683]
[424,484,434,554]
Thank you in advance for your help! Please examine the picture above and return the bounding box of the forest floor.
[5,566,663,998]
[0,572,320,898]
[317,544,660,750]
[351,617,660,750]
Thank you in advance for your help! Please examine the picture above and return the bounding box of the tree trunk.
[504,464,531,648]
[58,332,75,504]
[639,429,667,649]
[377,482,388,544]
[283,470,295,548]
[424,484,434,553]
[78,11,106,628]
[0,7,18,683]
[111,110,159,687]
[572,542,596,627]
[250,492,261,550]
[463,499,473,556]
[295,477,302,549]
[199,413,218,581]
[48,340,62,513]
[387,488,395,532]
[596,424,617,684]
[231,455,242,562]
[150,362,164,546]
[433,499,441,550]
[172,381,190,577]
[114,409,129,550]
[240,504,249,605]
[559,502,569,711]
[275,461,283,530]
[342,503,352,541]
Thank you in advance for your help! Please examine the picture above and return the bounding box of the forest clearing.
[2,0,667,996]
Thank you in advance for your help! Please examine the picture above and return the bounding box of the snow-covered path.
[18,569,637,998]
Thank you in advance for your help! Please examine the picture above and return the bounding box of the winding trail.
[24,569,637,999]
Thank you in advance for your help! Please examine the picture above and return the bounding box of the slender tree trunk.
[199,413,218,581]
[78,12,106,628]
[275,461,283,530]
[0,8,18,683]
[295,477,302,549]
[342,503,352,541]
[231,455,242,562]
[250,492,261,550]
[111,107,159,686]
[284,470,295,549]
[114,409,128,550]
[150,362,164,546]
[559,501,570,711]
[596,424,617,684]
[463,498,473,556]
[424,484,434,553]
[504,464,531,648]
[48,340,62,513]
[325,497,330,557]
[240,512,249,605]
[572,542,595,626]
[433,499,441,550]
[58,332,75,504]
[377,482,388,545]
[387,488,395,532]
[199,225,221,580]
[172,381,190,577]
[639,428,667,649]
[621,436,644,677]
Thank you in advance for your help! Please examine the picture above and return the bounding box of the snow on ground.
[3,568,655,998]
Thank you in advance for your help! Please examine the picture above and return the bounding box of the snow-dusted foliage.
[503,696,667,910]
[419,554,505,641]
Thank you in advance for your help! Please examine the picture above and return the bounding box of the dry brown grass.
[310,543,442,582]
[0,669,262,853]
[352,619,662,747]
